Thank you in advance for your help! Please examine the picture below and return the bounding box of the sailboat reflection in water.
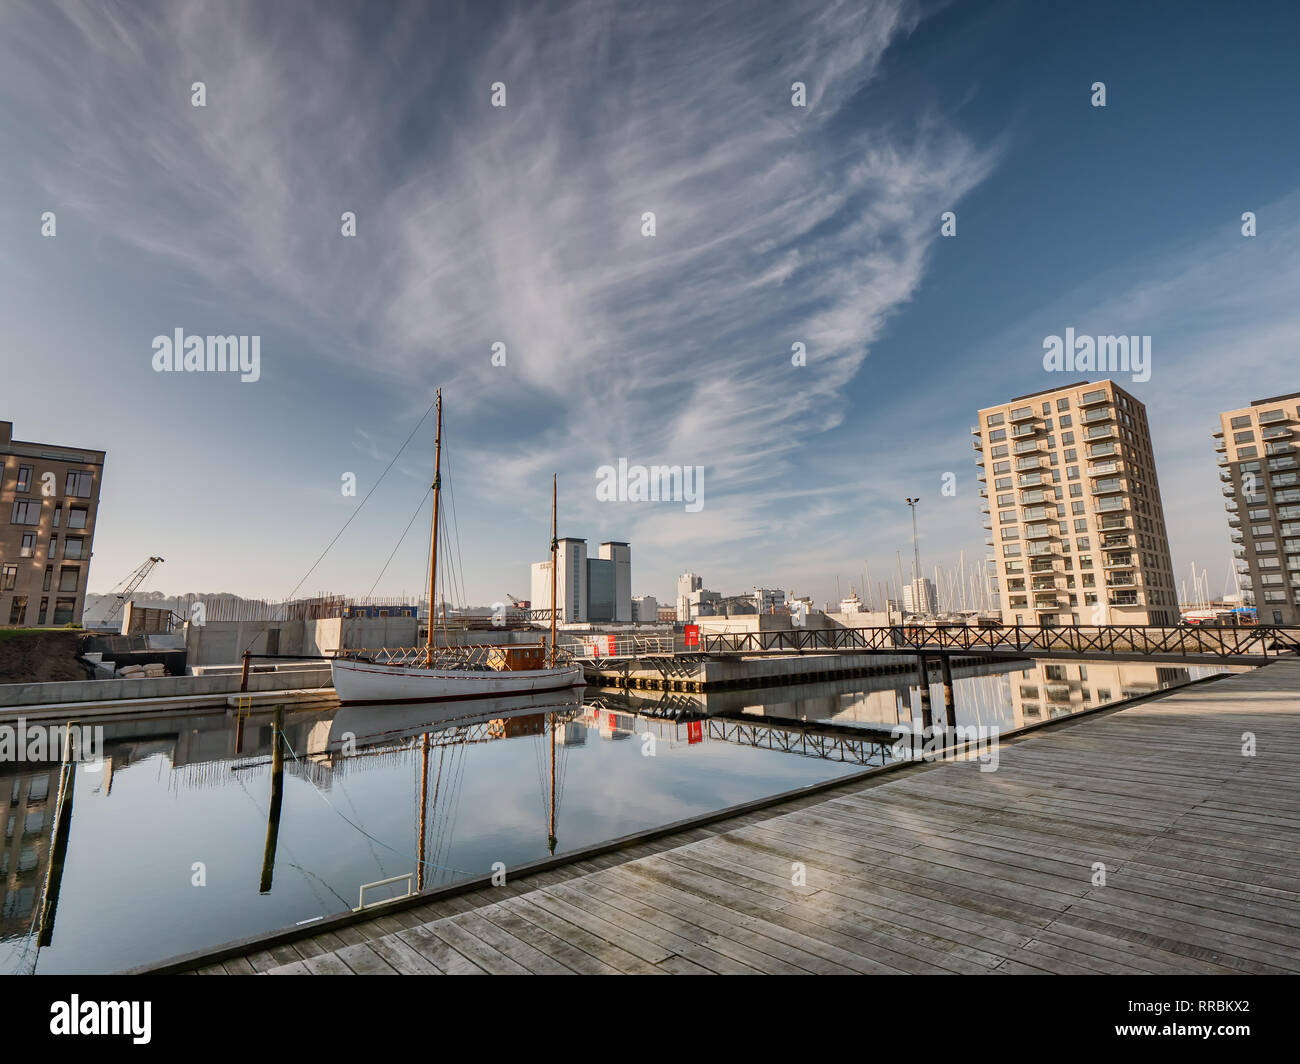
[327,689,584,888]
[331,390,584,707]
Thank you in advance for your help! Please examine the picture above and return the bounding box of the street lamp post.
[905,497,921,613]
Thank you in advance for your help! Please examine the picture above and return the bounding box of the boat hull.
[328,690,583,749]
[331,657,585,706]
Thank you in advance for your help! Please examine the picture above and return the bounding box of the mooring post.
[240,650,251,693]
[941,653,956,728]
[916,653,932,730]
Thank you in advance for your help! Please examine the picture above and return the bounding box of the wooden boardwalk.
[197,660,1300,975]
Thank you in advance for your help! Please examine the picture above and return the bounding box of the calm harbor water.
[1,656,1234,974]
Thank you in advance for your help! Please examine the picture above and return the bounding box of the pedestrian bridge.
[567,624,1300,665]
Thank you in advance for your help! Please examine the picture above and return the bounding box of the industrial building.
[973,380,1178,626]
[1214,391,1300,625]
[530,539,632,624]
[1,420,104,627]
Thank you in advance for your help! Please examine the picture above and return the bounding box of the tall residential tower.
[973,381,1177,626]
[1214,392,1300,625]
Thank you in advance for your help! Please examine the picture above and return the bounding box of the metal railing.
[333,642,573,669]
[560,634,675,660]
[696,624,1300,660]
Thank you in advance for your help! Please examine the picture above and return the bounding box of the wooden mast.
[426,389,442,664]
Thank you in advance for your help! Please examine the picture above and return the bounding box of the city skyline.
[4,1,1300,609]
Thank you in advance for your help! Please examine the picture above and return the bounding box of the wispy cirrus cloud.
[2,0,1001,599]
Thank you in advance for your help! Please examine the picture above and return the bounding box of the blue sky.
[2,0,1298,608]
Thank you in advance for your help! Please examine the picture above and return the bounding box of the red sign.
[687,720,703,744]
[684,624,699,648]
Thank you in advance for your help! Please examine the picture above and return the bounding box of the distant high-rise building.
[598,541,632,623]
[902,578,936,615]
[973,380,1177,626]
[1215,392,1300,625]
[530,537,587,623]
[676,572,701,621]
[631,595,658,623]
[531,537,633,623]
[1,421,105,627]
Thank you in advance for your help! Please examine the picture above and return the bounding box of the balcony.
[1089,442,1119,458]
[1085,425,1117,441]
[1094,500,1127,515]
[1011,423,1039,439]
[973,437,983,451]
[1109,592,1139,606]
[1105,574,1138,589]
[1025,524,1057,540]
[1101,534,1132,549]
[1081,406,1115,424]
[1262,425,1293,440]
[1098,514,1131,530]
[1088,461,1120,477]
[1009,406,1036,422]
[1091,477,1124,495]
[1080,389,1109,406]
[1267,441,1294,455]
[1222,485,1235,496]
[1258,409,1289,425]
[1030,559,1062,574]
[1103,553,1134,568]
[1013,440,1042,456]
[1227,515,1241,528]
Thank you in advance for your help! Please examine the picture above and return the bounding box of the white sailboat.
[331,391,585,706]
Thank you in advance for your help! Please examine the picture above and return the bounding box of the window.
[1,566,16,591]
[52,598,75,625]
[58,567,79,593]
[1057,398,1070,411]
[42,565,52,592]
[1233,431,1255,444]
[53,503,61,527]
[67,507,87,529]
[65,471,94,498]
[19,533,35,558]
[989,428,1007,442]
[1230,415,1251,429]
[63,537,84,560]
[8,597,26,625]
[38,597,48,624]
[987,413,1004,427]
[10,500,40,525]
[16,466,32,492]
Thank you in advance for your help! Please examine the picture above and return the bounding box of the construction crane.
[101,556,165,626]
[506,593,530,608]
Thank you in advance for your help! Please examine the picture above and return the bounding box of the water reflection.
[0,657,1234,973]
